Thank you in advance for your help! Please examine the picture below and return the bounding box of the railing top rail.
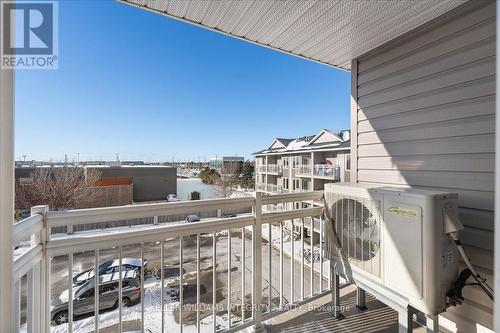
[261,191,323,204]
[13,244,42,281]
[262,207,322,224]
[47,196,255,228]
[13,213,43,243]
[46,215,254,256]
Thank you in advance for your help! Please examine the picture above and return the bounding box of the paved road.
[20,226,328,330]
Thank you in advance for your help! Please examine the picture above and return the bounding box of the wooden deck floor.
[247,285,428,333]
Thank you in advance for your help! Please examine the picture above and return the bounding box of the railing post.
[0,60,14,333]
[252,191,266,332]
[30,205,49,333]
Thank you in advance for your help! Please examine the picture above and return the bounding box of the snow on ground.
[259,223,332,280]
[20,276,238,333]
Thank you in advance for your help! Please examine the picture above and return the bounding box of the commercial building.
[85,165,177,202]
[15,165,177,204]
[208,156,244,171]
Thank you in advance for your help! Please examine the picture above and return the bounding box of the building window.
[345,154,351,171]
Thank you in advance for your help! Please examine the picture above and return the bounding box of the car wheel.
[115,297,132,308]
[53,311,68,325]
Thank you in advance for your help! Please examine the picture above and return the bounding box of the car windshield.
[75,281,94,299]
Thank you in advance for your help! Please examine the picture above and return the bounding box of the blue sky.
[15,0,350,162]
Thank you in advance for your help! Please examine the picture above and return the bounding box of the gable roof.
[254,129,350,155]
[267,138,293,150]
[305,129,343,146]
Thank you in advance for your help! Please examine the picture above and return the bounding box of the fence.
[12,191,330,333]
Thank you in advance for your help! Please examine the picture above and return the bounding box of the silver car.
[51,271,141,325]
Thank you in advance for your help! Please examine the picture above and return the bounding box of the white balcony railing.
[313,164,340,180]
[296,165,312,175]
[266,164,282,174]
[256,164,282,174]
[12,192,329,333]
[266,184,278,193]
[256,182,266,191]
[257,165,267,173]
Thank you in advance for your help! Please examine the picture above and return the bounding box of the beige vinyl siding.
[353,1,495,331]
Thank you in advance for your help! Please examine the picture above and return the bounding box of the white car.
[167,194,181,202]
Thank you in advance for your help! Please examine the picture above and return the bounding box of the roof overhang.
[119,0,467,71]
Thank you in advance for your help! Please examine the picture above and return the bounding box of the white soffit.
[121,0,467,71]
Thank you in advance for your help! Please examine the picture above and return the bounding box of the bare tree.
[210,163,240,198]
[15,167,102,211]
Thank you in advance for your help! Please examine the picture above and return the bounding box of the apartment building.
[253,129,351,196]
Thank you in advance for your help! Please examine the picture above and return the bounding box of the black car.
[73,258,147,286]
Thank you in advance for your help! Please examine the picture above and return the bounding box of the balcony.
[256,165,282,175]
[296,165,312,176]
[13,192,338,333]
[266,184,279,193]
[256,182,266,191]
[266,164,282,175]
[257,165,267,173]
[313,165,340,180]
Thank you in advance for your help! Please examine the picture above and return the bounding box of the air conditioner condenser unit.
[324,183,461,316]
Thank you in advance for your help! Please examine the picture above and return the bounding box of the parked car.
[72,258,147,286]
[185,214,200,223]
[167,194,181,202]
[222,212,237,218]
[52,271,141,325]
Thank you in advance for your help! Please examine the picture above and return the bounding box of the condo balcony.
[13,192,350,333]
[296,165,312,176]
[266,164,282,175]
[256,165,267,173]
[256,182,266,192]
[313,165,340,181]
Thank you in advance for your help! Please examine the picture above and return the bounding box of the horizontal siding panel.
[358,18,495,84]
[357,134,494,157]
[358,181,494,211]
[358,1,495,71]
[357,154,494,172]
[357,115,494,144]
[358,57,494,107]
[358,37,495,96]
[460,227,494,252]
[463,280,494,310]
[356,2,495,331]
[357,95,494,133]
[358,76,494,120]
[460,207,494,231]
[357,170,493,192]
[461,244,493,270]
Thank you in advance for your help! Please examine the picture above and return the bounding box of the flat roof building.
[208,156,244,171]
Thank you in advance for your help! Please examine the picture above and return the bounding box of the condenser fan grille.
[329,194,382,277]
